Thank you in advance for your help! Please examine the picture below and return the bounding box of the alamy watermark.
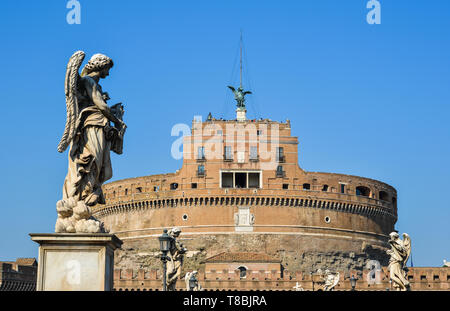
[170,116,281,171]
[367,0,381,25]
[66,0,81,25]
[366,259,382,284]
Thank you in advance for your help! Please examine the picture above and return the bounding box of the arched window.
[379,191,389,201]
[356,186,371,197]
[238,266,247,278]
[322,185,329,192]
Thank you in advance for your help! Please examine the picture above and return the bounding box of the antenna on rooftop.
[227,30,252,121]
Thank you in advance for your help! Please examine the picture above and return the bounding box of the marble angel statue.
[184,271,204,291]
[55,51,126,233]
[322,269,340,291]
[387,232,411,291]
[166,228,187,291]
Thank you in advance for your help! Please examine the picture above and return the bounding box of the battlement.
[113,267,450,291]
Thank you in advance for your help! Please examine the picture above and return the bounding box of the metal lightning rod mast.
[240,30,243,88]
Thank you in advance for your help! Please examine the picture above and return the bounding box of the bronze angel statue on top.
[55,51,126,233]
[387,232,412,291]
[227,85,251,108]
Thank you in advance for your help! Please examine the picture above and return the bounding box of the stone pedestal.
[30,233,122,291]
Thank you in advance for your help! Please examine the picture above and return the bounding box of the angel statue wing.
[243,91,252,95]
[227,85,236,92]
[57,51,86,153]
[331,272,340,289]
[402,233,411,266]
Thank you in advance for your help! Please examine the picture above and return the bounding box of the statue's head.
[169,227,181,237]
[81,53,114,78]
[389,232,399,241]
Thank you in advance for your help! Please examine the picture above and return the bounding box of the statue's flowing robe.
[166,239,184,290]
[62,77,113,206]
[388,239,409,289]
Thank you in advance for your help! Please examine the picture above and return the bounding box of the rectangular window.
[235,173,247,188]
[340,184,345,194]
[283,184,289,190]
[276,147,284,162]
[276,165,284,177]
[197,146,205,160]
[257,130,262,136]
[191,183,197,189]
[221,173,233,188]
[248,173,260,188]
[250,146,258,160]
[217,130,222,136]
[224,146,233,160]
[197,165,205,176]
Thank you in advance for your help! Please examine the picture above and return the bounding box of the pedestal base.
[30,233,122,291]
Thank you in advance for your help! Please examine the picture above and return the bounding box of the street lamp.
[158,229,172,291]
[310,271,315,291]
[350,275,357,291]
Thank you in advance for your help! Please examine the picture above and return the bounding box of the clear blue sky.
[0,0,448,267]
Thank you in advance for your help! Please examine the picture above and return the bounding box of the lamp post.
[310,271,315,291]
[158,229,171,291]
[350,275,357,291]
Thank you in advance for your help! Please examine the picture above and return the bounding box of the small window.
[248,173,260,188]
[340,184,345,194]
[302,183,310,190]
[197,165,205,176]
[379,191,389,201]
[276,147,284,162]
[153,186,159,192]
[356,186,371,197]
[257,130,262,136]
[125,189,128,195]
[217,130,223,136]
[224,146,233,160]
[170,183,178,190]
[235,173,247,188]
[136,187,142,193]
[433,275,439,281]
[182,214,188,221]
[322,185,329,192]
[197,146,205,160]
[221,172,233,188]
[276,165,284,177]
[283,184,289,190]
[191,183,197,189]
[324,216,331,223]
[420,275,426,281]
[238,266,247,278]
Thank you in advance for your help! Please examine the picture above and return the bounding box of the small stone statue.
[184,271,203,291]
[443,260,450,267]
[55,51,126,233]
[387,232,412,291]
[227,85,252,108]
[322,270,340,291]
[166,227,187,291]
